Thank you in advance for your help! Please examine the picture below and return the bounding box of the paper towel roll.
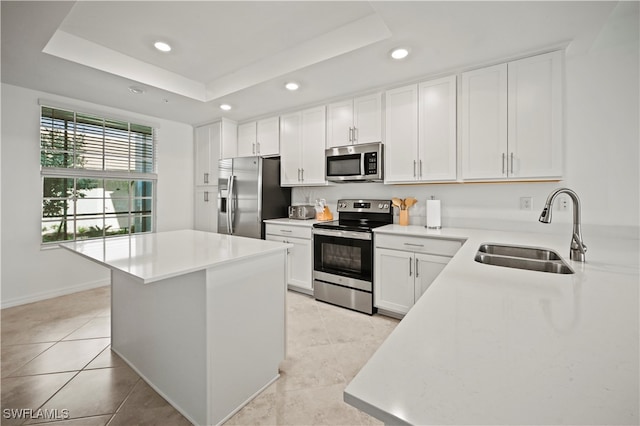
[426,199,441,229]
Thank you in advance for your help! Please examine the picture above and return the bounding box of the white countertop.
[345,225,639,425]
[59,229,291,284]
[264,218,326,227]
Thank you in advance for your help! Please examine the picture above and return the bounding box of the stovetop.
[313,199,393,232]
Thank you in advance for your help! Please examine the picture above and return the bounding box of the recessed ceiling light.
[390,48,410,60]
[128,86,145,95]
[220,104,232,111]
[154,41,172,52]
[285,82,299,91]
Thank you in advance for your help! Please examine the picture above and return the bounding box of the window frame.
[39,105,158,246]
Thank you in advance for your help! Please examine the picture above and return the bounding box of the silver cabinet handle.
[409,257,412,276]
[415,258,420,278]
[204,172,209,184]
[252,143,256,155]
[502,153,506,175]
[510,152,514,175]
[353,127,358,143]
[419,160,423,178]
[348,127,353,143]
[297,168,301,181]
[257,142,260,155]
[204,191,209,202]
[413,160,417,177]
[301,168,304,182]
[281,229,292,233]
[404,242,424,247]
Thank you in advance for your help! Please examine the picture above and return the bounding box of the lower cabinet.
[195,187,217,232]
[265,223,313,295]
[374,234,462,316]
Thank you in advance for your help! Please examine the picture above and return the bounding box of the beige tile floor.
[1,287,399,425]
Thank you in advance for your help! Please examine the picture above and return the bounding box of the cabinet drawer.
[265,224,311,240]
[375,234,462,256]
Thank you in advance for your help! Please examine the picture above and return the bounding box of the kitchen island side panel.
[111,269,207,426]
[207,250,287,425]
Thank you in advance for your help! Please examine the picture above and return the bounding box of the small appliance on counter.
[288,204,316,220]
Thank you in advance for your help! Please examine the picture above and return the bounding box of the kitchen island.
[60,229,291,426]
[345,226,639,425]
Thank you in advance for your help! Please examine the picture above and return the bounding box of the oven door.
[313,229,373,288]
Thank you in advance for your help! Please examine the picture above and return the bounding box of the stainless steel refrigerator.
[218,157,291,239]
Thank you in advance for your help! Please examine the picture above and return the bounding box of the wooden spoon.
[392,198,403,209]
[405,197,418,209]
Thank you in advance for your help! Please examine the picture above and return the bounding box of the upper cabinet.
[219,118,239,160]
[461,51,563,180]
[237,116,280,157]
[195,118,236,185]
[385,76,457,183]
[326,93,382,147]
[280,106,327,186]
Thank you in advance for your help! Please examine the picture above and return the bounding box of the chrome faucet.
[539,188,587,262]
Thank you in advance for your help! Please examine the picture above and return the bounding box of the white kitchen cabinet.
[461,51,562,180]
[194,119,235,232]
[280,106,326,186]
[237,116,280,157]
[374,234,462,316]
[326,93,382,147]
[218,118,238,160]
[194,187,217,232]
[385,76,457,183]
[265,223,313,294]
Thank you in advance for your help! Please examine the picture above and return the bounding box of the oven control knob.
[383,203,389,209]
[378,203,383,209]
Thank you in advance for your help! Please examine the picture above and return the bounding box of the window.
[40,106,157,244]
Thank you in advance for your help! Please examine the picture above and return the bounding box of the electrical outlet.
[557,196,569,211]
[520,196,533,211]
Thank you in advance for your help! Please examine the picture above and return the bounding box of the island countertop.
[59,229,292,284]
[345,225,639,425]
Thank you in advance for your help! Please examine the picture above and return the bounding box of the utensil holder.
[399,210,409,226]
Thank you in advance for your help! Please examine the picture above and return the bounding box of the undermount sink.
[474,243,574,274]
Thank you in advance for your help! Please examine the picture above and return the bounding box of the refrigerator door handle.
[228,175,236,234]
[226,175,232,234]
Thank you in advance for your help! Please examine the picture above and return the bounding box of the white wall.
[294,5,639,240]
[0,84,194,308]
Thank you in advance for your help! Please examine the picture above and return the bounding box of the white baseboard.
[1,279,110,309]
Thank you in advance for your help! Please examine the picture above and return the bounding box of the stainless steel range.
[312,199,393,315]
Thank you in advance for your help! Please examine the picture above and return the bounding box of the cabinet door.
[256,116,280,156]
[237,122,257,157]
[326,99,353,148]
[461,63,508,179]
[414,253,449,303]
[508,51,563,178]
[220,118,237,160]
[279,112,303,186]
[385,85,419,183]
[418,76,457,181]
[374,248,414,315]
[287,236,313,292]
[194,187,217,232]
[195,125,212,186]
[353,93,382,144]
[300,106,327,185]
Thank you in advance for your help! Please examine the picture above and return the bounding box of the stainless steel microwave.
[325,142,383,182]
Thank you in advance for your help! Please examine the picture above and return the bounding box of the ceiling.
[1,1,621,126]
